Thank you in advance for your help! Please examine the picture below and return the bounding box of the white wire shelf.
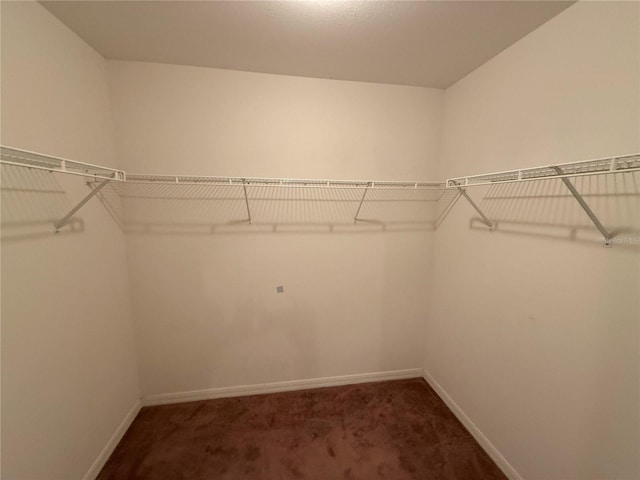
[446,153,640,188]
[0,145,450,232]
[445,152,640,246]
[0,145,126,181]
[124,174,444,190]
[2,144,637,244]
[100,175,451,229]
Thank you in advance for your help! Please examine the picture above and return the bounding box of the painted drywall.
[107,60,443,396]
[1,2,140,479]
[5,2,635,479]
[431,2,640,479]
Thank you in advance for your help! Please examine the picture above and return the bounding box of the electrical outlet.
[276,285,284,293]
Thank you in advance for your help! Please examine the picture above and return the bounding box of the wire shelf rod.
[446,153,640,188]
[1,146,445,190]
[0,145,126,181]
[123,174,445,190]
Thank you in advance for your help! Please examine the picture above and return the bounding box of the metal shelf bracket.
[553,166,612,246]
[353,182,372,223]
[242,179,252,224]
[54,178,111,233]
[456,187,494,229]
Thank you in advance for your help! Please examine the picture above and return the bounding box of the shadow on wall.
[466,173,640,248]
[91,180,460,236]
[0,165,84,241]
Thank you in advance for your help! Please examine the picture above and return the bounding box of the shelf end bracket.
[553,166,612,246]
[242,179,252,225]
[456,187,494,229]
[54,178,111,233]
[353,182,371,223]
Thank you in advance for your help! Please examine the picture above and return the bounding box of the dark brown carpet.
[98,378,507,480]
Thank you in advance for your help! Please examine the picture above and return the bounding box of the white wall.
[431,2,640,479]
[4,3,636,479]
[1,2,140,479]
[107,61,443,396]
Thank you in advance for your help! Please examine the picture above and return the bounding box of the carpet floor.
[98,378,507,479]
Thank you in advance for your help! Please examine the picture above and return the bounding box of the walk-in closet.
[1,1,638,479]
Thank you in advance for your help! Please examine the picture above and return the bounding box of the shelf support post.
[553,166,612,245]
[456,187,494,229]
[353,183,371,223]
[242,179,252,224]
[54,178,111,233]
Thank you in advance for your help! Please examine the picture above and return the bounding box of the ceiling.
[40,1,574,89]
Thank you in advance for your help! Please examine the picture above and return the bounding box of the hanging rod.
[446,153,640,188]
[0,145,126,181]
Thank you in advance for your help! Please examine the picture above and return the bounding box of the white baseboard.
[83,399,142,480]
[142,368,424,406]
[422,369,523,480]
